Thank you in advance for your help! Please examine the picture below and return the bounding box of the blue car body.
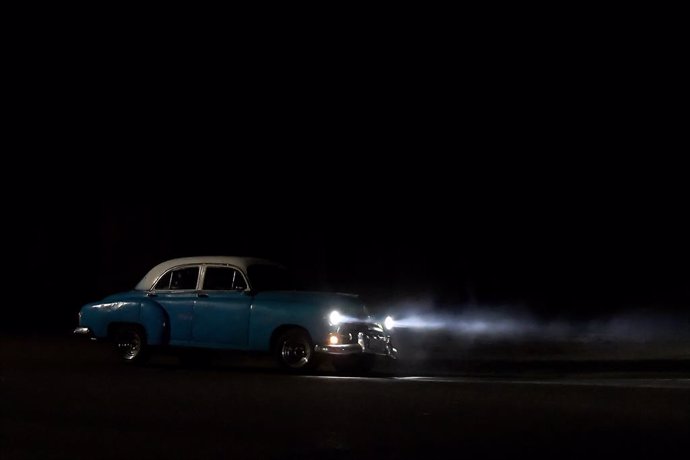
[76,256,396,369]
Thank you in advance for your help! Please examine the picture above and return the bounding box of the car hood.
[254,290,369,319]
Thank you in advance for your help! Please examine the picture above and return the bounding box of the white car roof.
[134,256,280,290]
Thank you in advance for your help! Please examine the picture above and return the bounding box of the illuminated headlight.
[329,334,339,345]
[384,316,395,330]
[329,310,342,325]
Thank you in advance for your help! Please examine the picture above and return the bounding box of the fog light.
[329,335,339,345]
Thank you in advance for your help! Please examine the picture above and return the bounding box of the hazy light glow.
[383,306,690,343]
[329,335,339,345]
[389,312,536,337]
[384,316,395,330]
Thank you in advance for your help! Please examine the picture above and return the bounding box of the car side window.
[168,266,199,290]
[153,271,172,290]
[203,267,247,291]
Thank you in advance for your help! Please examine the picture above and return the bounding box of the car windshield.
[247,264,295,291]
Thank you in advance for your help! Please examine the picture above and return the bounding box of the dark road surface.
[2,336,689,459]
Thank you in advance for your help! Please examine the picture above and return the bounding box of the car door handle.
[196,292,208,298]
[146,292,157,297]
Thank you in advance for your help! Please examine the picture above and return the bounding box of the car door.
[150,265,200,343]
[192,265,252,347]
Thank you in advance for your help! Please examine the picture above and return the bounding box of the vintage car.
[74,256,396,372]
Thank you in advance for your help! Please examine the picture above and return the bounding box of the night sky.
[10,3,686,336]
[10,162,687,333]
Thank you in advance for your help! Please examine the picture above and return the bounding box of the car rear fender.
[80,299,168,345]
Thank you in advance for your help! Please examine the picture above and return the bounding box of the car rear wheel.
[275,328,317,371]
[114,325,149,364]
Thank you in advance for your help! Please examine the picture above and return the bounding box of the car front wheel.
[275,328,317,371]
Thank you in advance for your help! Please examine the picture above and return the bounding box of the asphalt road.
[2,336,689,459]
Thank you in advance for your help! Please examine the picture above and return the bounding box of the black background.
[10,153,688,333]
[3,15,688,460]
[7,37,687,332]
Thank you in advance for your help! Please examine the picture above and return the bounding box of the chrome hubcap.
[281,340,310,368]
[117,332,141,360]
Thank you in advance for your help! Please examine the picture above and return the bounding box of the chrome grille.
[338,322,385,344]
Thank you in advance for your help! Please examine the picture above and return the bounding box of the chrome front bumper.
[315,331,398,359]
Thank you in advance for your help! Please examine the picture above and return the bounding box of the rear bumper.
[315,331,398,359]
[73,327,96,340]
